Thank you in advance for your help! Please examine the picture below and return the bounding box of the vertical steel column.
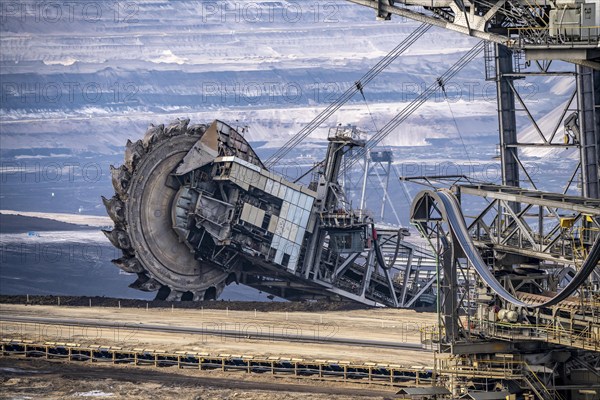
[577,66,600,200]
[380,158,392,221]
[495,44,519,188]
[360,149,369,210]
[441,238,459,344]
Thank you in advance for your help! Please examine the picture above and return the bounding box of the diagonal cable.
[342,40,485,173]
[265,23,432,168]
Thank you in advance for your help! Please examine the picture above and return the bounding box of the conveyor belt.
[0,340,434,387]
[428,190,600,308]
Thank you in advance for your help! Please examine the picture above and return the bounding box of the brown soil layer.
[0,358,399,399]
[0,213,98,234]
[0,295,374,312]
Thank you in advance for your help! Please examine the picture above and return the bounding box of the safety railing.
[419,324,444,351]
[422,316,600,352]
[474,319,600,352]
[434,354,565,399]
[521,361,564,400]
[507,26,600,48]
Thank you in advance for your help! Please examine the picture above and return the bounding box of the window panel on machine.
[212,156,317,274]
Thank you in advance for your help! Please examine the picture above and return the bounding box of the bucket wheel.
[102,119,229,301]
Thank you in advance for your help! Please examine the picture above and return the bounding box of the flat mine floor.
[1,304,436,365]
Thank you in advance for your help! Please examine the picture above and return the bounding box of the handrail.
[506,25,600,48]
[522,361,565,400]
[476,319,600,351]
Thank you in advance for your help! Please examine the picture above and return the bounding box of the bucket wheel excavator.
[103,119,254,301]
[101,20,456,305]
[102,118,439,305]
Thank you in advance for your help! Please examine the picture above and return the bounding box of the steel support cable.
[392,164,414,206]
[294,40,484,186]
[293,41,483,184]
[358,91,403,226]
[421,189,600,308]
[440,82,474,167]
[265,23,432,168]
[342,40,486,173]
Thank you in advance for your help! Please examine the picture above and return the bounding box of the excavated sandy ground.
[0,304,437,366]
[1,304,438,399]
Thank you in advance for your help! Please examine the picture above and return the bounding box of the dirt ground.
[0,301,437,399]
[0,358,400,400]
[0,295,375,312]
[0,303,437,365]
